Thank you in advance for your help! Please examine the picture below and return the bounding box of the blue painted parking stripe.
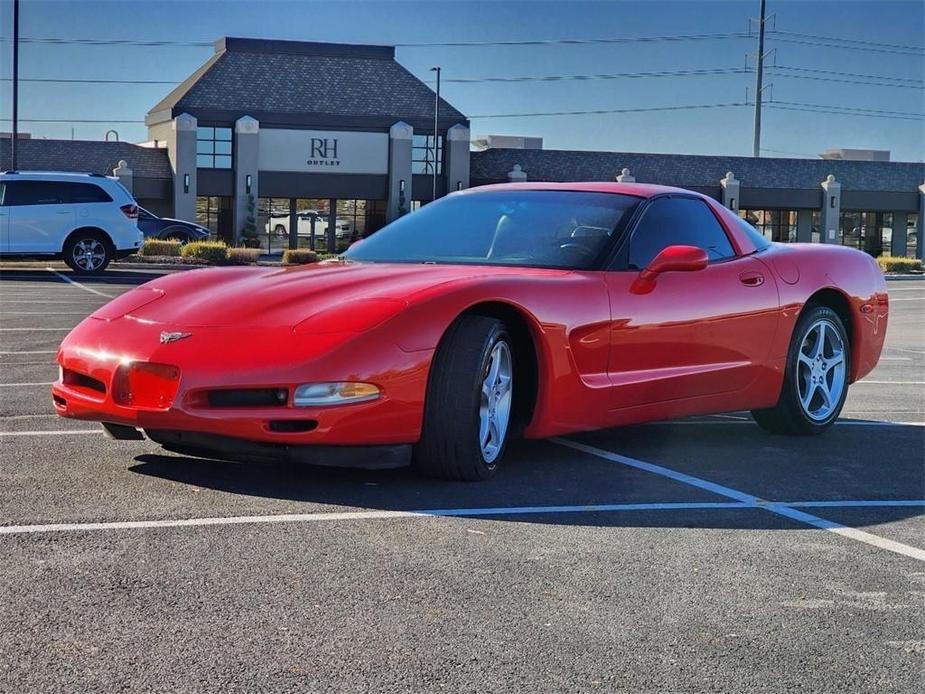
[789,500,925,508]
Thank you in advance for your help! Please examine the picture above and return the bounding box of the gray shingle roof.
[0,139,173,179]
[471,148,925,192]
[148,38,466,127]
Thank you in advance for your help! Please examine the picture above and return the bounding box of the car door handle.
[739,272,764,287]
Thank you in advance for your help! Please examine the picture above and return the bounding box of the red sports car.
[52,183,889,480]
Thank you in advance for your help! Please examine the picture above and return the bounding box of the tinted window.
[4,180,111,206]
[733,214,773,251]
[628,197,736,269]
[344,190,641,270]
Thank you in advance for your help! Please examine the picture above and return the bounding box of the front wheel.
[412,316,513,481]
[751,305,850,435]
[63,232,112,274]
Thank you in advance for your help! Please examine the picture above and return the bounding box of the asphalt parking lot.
[0,266,923,693]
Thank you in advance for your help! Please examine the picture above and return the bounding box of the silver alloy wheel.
[72,238,107,272]
[797,318,847,422]
[479,340,513,463]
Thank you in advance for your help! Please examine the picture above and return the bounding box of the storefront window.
[412,133,443,175]
[739,209,797,242]
[196,126,233,169]
[336,199,387,242]
[839,211,892,257]
[195,196,232,242]
[907,215,919,259]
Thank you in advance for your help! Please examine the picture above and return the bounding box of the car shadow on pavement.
[128,424,925,530]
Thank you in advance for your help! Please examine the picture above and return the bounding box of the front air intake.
[206,388,289,408]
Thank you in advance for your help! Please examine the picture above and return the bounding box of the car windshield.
[344,190,641,269]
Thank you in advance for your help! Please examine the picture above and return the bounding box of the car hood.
[107,261,568,330]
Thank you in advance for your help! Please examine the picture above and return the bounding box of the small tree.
[241,194,261,249]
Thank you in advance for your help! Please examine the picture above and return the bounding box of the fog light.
[293,382,380,407]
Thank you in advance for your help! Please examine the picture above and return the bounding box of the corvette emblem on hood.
[159,331,192,344]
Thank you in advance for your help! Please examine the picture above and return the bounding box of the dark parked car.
[137,207,211,243]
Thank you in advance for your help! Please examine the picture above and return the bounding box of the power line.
[3,99,921,125]
[470,102,750,118]
[431,67,750,84]
[0,31,754,49]
[766,70,924,90]
[769,30,924,53]
[770,64,922,85]
[767,35,924,56]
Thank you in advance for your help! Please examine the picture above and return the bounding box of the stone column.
[387,121,413,222]
[720,172,740,213]
[891,213,908,257]
[616,168,635,183]
[918,183,925,260]
[171,113,197,223]
[112,160,133,196]
[820,174,841,244]
[796,209,813,242]
[444,123,470,193]
[507,164,527,183]
[233,115,260,245]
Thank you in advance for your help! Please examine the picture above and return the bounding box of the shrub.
[282,249,319,265]
[139,238,181,257]
[226,247,262,265]
[180,240,228,265]
[877,256,923,273]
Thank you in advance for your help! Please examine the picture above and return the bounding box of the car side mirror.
[632,245,708,294]
[640,245,708,281]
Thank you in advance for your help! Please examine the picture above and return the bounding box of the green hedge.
[877,256,923,273]
[180,241,229,265]
[139,239,182,257]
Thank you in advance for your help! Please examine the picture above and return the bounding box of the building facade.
[2,36,923,258]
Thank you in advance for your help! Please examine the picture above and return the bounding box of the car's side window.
[628,197,736,270]
[4,181,61,206]
[59,182,112,204]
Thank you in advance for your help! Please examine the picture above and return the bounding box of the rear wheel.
[63,231,112,274]
[412,316,513,481]
[751,305,849,435]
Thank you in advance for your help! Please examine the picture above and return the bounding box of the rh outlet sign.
[258,129,389,174]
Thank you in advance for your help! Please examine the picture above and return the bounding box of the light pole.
[430,65,441,202]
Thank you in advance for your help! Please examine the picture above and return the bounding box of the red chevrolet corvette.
[53,183,889,480]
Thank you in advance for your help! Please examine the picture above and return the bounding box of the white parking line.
[856,380,925,385]
[0,430,100,437]
[0,498,921,537]
[45,268,113,298]
[0,382,53,387]
[0,328,69,331]
[0,350,57,355]
[879,357,913,361]
[888,297,925,302]
[0,312,87,315]
[553,438,925,563]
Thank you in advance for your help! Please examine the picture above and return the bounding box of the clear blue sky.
[1,0,923,161]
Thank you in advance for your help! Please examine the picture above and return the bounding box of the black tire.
[751,305,850,435]
[63,230,112,274]
[412,315,513,481]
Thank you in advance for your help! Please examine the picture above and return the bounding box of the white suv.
[0,171,144,273]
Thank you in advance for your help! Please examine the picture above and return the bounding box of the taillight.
[120,204,138,220]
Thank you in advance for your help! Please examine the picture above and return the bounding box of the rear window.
[4,180,112,205]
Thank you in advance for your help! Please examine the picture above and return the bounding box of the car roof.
[1,170,113,181]
[461,181,699,199]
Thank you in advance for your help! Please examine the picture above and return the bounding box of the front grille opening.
[63,369,106,394]
[206,388,289,408]
[53,394,67,408]
[268,419,318,433]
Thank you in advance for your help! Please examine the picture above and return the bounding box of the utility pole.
[11,0,20,169]
[430,65,441,202]
[752,0,767,158]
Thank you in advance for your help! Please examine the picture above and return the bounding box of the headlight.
[293,382,380,407]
